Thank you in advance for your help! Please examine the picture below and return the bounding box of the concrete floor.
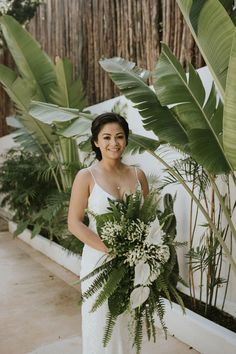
[0,226,200,354]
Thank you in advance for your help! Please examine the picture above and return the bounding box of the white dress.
[80,170,139,354]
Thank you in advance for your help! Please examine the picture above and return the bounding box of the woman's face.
[95,122,127,160]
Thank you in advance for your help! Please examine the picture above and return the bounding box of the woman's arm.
[137,168,149,198]
[67,169,108,253]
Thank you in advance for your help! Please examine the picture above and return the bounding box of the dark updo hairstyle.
[91,112,129,161]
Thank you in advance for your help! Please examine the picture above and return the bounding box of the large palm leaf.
[176,0,235,98]
[154,44,230,174]
[0,15,57,100]
[99,57,188,148]
[29,101,160,157]
[0,64,55,146]
[49,58,87,109]
[223,29,236,169]
[126,133,160,155]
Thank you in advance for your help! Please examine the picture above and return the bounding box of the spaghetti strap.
[89,167,96,184]
[134,167,141,186]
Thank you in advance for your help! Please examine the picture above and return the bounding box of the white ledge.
[161,299,236,354]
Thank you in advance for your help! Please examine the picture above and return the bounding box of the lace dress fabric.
[80,170,140,354]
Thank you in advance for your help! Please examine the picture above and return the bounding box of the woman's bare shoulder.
[135,167,149,195]
[135,167,147,180]
[72,168,92,187]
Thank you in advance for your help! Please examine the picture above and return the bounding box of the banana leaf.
[0,15,57,100]
[176,0,235,98]
[49,58,87,109]
[99,57,188,149]
[154,43,230,174]
[223,28,236,169]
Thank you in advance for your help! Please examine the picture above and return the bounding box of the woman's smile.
[95,122,127,159]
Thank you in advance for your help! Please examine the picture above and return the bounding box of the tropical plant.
[0,15,87,192]
[98,54,236,271]
[0,147,84,254]
[93,0,236,316]
[161,156,233,315]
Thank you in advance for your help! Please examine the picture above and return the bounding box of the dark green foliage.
[1,1,41,24]
[103,312,118,347]
[0,148,84,254]
[91,266,127,312]
[0,148,57,221]
[158,193,180,287]
[134,307,144,354]
[190,0,236,33]
[79,258,114,284]
[108,266,134,316]
[81,269,110,302]
[139,190,158,223]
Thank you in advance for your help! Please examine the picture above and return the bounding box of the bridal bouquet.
[80,190,185,354]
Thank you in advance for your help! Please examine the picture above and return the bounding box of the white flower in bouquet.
[130,286,150,309]
[133,260,150,286]
[145,217,165,245]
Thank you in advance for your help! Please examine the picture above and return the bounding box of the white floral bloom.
[133,261,150,286]
[145,218,165,246]
[149,268,161,283]
[130,286,150,309]
[158,245,170,263]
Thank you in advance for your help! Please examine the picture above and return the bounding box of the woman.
[68,112,149,353]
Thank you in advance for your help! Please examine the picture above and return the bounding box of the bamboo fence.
[0,0,204,137]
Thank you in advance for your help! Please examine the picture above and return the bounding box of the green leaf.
[60,115,94,137]
[0,65,56,147]
[91,266,126,312]
[219,0,234,11]
[103,312,118,347]
[95,212,115,236]
[49,58,87,109]
[126,132,160,155]
[31,223,42,238]
[0,15,57,100]
[176,0,235,97]
[155,43,230,174]
[13,220,29,238]
[0,64,33,111]
[6,115,24,128]
[99,57,188,148]
[29,101,80,124]
[223,28,236,169]
[189,129,230,174]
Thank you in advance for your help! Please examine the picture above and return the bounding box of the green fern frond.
[91,266,126,312]
[103,311,118,347]
[148,303,156,342]
[177,275,189,288]
[78,258,114,284]
[81,269,109,301]
[156,299,168,339]
[126,191,142,219]
[107,199,124,220]
[145,305,151,340]
[154,275,172,304]
[133,308,144,354]
[139,191,158,223]
[169,285,186,314]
